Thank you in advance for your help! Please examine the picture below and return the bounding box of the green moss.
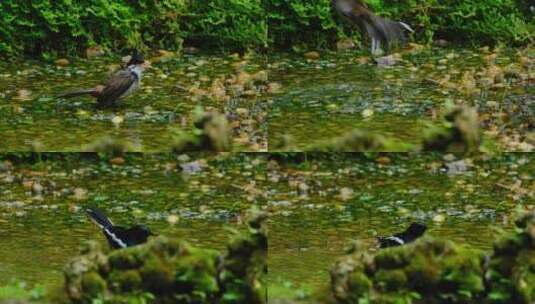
[375,269,407,292]
[172,111,232,152]
[139,255,175,294]
[109,270,142,293]
[306,130,387,152]
[64,211,267,304]
[374,248,411,269]
[423,106,480,153]
[81,272,106,298]
[108,249,144,270]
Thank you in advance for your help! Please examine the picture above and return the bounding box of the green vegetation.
[1,0,532,58]
[326,211,535,303]
[0,281,45,302]
[268,0,534,49]
[63,210,267,304]
[0,0,267,58]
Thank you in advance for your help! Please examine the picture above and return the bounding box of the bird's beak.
[142,60,152,69]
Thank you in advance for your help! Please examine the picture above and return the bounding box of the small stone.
[167,214,179,225]
[376,156,391,165]
[72,188,88,201]
[304,51,320,60]
[183,46,200,55]
[55,58,70,66]
[267,82,283,94]
[433,214,446,222]
[110,157,125,165]
[374,54,400,66]
[111,115,124,128]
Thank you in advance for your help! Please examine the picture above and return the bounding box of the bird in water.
[58,49,148,108]
[332,0,414,55]
[86,207,156,249]
[377,222,427,248]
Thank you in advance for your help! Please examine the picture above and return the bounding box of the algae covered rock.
[329,212,535,304]
[65,237,221,303]
[219,210,268,304]
[172,110,232,152]
[306,129,387,152]
[486,211,535,304]
[423,106,480,153]
[330,238,486,303]
[64,210,268,304]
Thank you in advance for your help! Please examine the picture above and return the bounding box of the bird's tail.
[371,16,414,46]
[86,207,114,229]
[57,88,98,99]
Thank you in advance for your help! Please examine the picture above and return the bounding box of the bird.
[332,0,414,55]
[85,207,156,249]
[377,222,427,248]
[58,49,147,108]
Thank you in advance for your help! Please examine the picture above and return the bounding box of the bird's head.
[133,225,157,238]
[407,222,427,236]
[125,49,151,71]
[127,49,144,66]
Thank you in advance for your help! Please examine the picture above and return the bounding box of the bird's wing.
[378,235,405,248]
[97,70,137,105]
[86,207,114,229]
[103,226,128,249]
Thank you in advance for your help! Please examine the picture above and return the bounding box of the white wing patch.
[103,227,127,248]
[386,236,404,245]
[399,22,414,33]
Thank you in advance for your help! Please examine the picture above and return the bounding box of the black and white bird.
[86,207,155,249]
[58,50,147,107]
[377,222,427,248]
[332,0,414,55]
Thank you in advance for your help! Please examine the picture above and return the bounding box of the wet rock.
[55,58,70,66]
[172,110,232,152]
[304,51,320,60]
[423,106,480,153]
